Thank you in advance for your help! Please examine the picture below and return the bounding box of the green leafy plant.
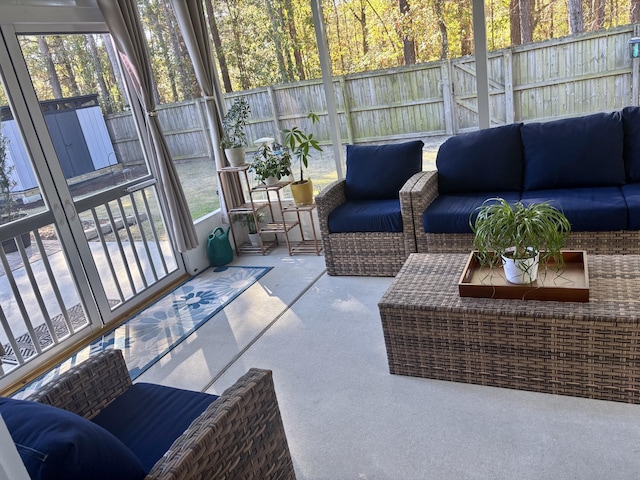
[235,211,264,234]
[0,128,17,222]
[471,197,571,270]
[282,112,323,183]
[249,143,291,182]
[221,98,250,149]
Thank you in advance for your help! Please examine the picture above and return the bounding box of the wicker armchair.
[26,349,296,480]
[316,171,425,276]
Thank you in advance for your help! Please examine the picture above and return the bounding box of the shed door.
[44,110,93,178]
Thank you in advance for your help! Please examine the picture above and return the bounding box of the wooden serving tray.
[458,250,589,302]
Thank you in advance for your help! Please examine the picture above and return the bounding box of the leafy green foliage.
[221,98,250,149]
[249,143,292,182]
[471,197,571,270]
[235,211,264,233]
[0,128,17,221]
[282,112,323,183]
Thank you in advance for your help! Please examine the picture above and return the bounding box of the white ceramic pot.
[248,232,260,247]
[264,176,279,186]
[501,248,540,284]
[225,147,246,167]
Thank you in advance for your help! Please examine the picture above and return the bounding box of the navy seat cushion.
[0,396,145,480]
[521,112,625,191]
[92,382,218,474]
[328,200,403,233]
[344,140,423,201]
[622,106,640,182]
[520,187,627,232]
[621,183,640,230]
[436,123,524,195]
[423,192,521,234]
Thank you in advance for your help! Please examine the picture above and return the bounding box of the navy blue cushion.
[436,123,524,195]
[344,141,423,201]
[621,183,640,230]
[622,106,640,182]
[0,396,145,480]
[92,383,218,474]
[328,200,403,233]
[520,187,627,232]
[423,192,521,234]
[521,112,625,190]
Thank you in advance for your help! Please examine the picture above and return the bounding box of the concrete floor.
[138,248,640,480]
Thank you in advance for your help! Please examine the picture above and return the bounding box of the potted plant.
[470,197,571,284]
[235,211,264,246]
[0,129,30,253]
[221,97,250,167]
[282,112,323,206]
[249,142,291,186]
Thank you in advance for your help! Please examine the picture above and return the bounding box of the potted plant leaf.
[221,97,250,167]
[235,211,264,246]
[470,197,571,284]
[282,112,323,206]
[249,142,291,186]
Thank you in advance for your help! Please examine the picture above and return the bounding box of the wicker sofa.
[317,140,424,276]
[2,349,295,480]
[411,108,640,255]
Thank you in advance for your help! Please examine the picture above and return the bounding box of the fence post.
[503,49,515,123]
[339,78,354,144]
[267,85,282,142]
[441,60,455,135]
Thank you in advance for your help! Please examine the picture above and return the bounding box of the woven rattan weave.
[27,349,296,480]
[378,253,640,403]
[316,173,422,276]
[410,170,640,254]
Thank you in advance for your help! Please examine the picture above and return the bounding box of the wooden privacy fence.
[106,24,640,166]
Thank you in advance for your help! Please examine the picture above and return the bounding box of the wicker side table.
[378,253,640,403]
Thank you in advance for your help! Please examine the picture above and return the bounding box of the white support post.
[472,0,491,129]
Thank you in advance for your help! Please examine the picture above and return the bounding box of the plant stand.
[282,203,322,255]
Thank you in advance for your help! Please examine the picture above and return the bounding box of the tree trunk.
[86,35,113,113]
[510,0,521,45]
[458,0,472,56]
[632,0,640,23]
[398,0,416,65]
[38,37,63,98]
[204,0,233,93]
[161,0,197,99]
[283,0,306,80]
[520,0,534,43]
[224,0,250,90]
[103,33,126,107]
[434,0,449,59]
[591,0,605,29]
[568,0,584,34]
[266,0,289,83]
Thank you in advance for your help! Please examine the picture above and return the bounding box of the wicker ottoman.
[378,253,640,403]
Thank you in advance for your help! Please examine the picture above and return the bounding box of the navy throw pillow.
[436,123,524,194]
[521,112,625,190]
[622,106,640,182]
[0,397,145,480]
[344,140,423,201]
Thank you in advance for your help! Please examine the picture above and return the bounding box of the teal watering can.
[207,226,233,266]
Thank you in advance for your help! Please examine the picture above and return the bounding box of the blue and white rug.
[12,265,271,399]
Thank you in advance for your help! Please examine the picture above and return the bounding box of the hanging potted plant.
[471,197,571,284]
[249,142,291,186]
[282,112,323,206]
[0,128,30,253]
[221,97,250,167]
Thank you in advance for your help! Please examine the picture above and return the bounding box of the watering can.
[207,226,233,266]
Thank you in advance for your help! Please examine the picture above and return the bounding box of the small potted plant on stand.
[282,112,323,206]
[471,197,571,284]
[221,98,250,167]
[249,142,291,186]
[235,211,264,246]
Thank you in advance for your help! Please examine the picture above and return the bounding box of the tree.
[399,0,416,65]
[204,0,233,93]
[38,37,62,99]
[568,0,584,34]
[520,0,534,43]
[510,0,522,45]
[632,0,640,23]
[434,0,449,59]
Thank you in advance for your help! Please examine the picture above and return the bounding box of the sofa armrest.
[146,368,295,480]
[400,172,430,252]
[26,349,132,420]
[410,170,439,234]
[316,179,346,237]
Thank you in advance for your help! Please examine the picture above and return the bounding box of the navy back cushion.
[344,140,423,201]
[622,106,640,182]
[92,382,218,473]
[521,112,625,190]
[436,123,524,195]
[0,396,145,480]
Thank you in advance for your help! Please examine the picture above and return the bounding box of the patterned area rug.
[10,265,271,399]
